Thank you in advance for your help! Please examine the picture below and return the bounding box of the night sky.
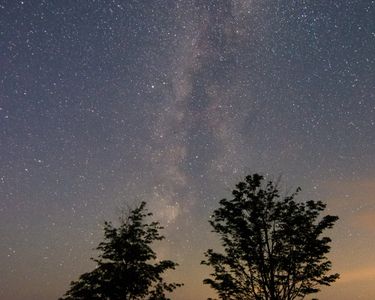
[0,1,374,299]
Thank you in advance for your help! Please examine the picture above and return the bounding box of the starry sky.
[0,1,374,299]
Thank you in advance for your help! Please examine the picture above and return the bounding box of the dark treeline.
[60,174,339,300]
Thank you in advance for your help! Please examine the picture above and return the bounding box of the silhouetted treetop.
[202,174,339,300]
[60,201,182,300]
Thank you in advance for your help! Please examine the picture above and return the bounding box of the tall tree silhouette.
[202,174,339,300]
[60,202,182,300]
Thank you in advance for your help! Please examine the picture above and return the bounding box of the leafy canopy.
[202,174,339,300]
[60,202,182,300]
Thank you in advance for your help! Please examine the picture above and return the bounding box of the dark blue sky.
[0,1,374,299]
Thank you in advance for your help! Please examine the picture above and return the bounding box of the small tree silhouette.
[202,174,339,300]
[60,202,182,300]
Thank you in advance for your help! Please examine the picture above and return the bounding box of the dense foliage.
[60,202,181,300]
[202,174,339,300]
